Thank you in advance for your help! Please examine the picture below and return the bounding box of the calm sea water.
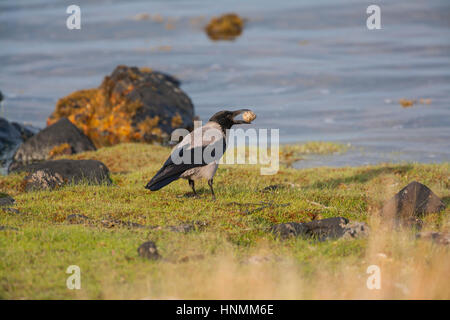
[1,0,449,167]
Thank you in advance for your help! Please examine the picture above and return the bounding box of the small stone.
[0,193,15,207]
[416,232,449,245]
[168,224,195,233]
[66,214,91,224]
[261,184,285,193]
[271,217,369,241]
[100,218,144,229]
[1,208,21,214]
[0,225,18,231]
[137,241,161,260]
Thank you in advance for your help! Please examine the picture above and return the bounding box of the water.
[1,0,449,167]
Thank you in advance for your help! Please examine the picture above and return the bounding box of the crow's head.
[209,109,256,131]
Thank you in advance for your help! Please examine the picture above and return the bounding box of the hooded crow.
[145,109,256,199]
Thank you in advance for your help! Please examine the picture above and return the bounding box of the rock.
[100,218,144,229]
[341,221,370,239]
[416,232,449,245]
[1,208,21,214]
[11,122,38,142]
[0,117,23,173]
[66,214,144,229]
[9,118,96,172]
[47,65,195,147]
[0,118,22,151]
[66,214,91,224]
[271,217,369,240]
[149,221,207,233]
[205,13,244,41]
[261,184,286,193]
[0,225,18,231]
[168,221,207,233]
[380,181,445,226]
[137,241,161,260]
[0,193,15,206]
[14,159,112,191]
[0,118,38,174]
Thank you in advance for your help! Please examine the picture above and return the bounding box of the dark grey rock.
[0,117,23,173]
[100,218,144,229]
[137,241,161,260]
[0,193,15,206]
[11,122,38,142]
[1,118,38,173]
[66,214,144,229]
[1,207,21,214]
[66,214,91,224]
[0,225,18,231]
[271,217,369,240]
[15,159,111,191]
[168,221,207,233]
[380,181,445,227]
[416,232,449,245]
[9,118,96,172]
[0,118,22,152]
[262,184,286,193]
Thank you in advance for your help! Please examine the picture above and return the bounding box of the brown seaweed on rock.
[47,66,195,147]
[205,13,245,41]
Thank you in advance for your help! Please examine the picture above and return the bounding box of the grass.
[0,142,449,299]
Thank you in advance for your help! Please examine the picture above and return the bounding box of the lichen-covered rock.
[13,159,111,191]
[271,217,369,240]
[9,118,96,172]
[47,65,195,147]
[205,13,245,41]
[380,181,445,227]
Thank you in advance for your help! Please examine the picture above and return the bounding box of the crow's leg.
[188,179,197,196]
[208,179,216,200]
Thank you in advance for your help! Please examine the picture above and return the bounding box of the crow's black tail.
[145,174,181,191]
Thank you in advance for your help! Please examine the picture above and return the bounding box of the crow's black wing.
[145,138,225,191]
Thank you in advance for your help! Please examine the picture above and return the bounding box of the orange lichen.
[399,98,416,108]
[48,143,73,158]
[171,113,183,128]
[47,71,146,147]
[151,14,164,23]
[140,67,153,73]
[165,22,175,30]
[137,116,161,137]
[419,98,432,105]
[205,13,244,41]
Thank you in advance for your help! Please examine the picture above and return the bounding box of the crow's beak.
[232,109,253,124]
